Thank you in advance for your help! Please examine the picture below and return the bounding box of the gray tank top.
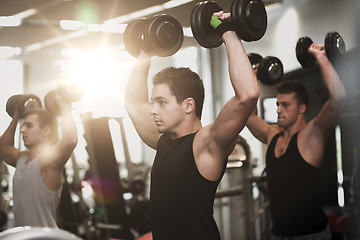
[13,155,62,227]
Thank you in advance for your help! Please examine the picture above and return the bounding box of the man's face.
[276,93,302,128]
[20,114,47,148]
[150,83,185,134]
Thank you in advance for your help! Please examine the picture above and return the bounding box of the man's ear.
[299,104,306,115]
[184,98,195,114]
[42,126,52,138]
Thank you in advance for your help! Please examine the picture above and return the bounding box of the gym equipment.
[190,1,223,48]
[44,90,62,116]
[296,37,316,68]
[6,94,42,118]
[231,0,267,41]
[82,116,133,239]
[136,232,152,240]
[44,81,84,116]
[248,52,263,70]
[123,18,148,57]
[257,56,283,85]
[248,53,284,85]
[335,214,358,232]
[124,14,184,57]
[129,178,146,196]
[129,200,151,235]
[325,32,346,62]
[296,31,346,68]
[190,0,267,48]
[57,80,84,103]
[0,227,83,240]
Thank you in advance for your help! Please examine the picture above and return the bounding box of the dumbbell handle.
[210,15,233,36]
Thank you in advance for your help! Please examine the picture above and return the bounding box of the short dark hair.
[276,81,309,109]
[23,107,59,145]
[153,67,205,119]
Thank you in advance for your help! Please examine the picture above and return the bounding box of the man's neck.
[282,120,306,139]
[170,118,202,140]
[27,142,49,162]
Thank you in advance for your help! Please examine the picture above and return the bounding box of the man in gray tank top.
[0,96,78,228]
[246,42,347,239]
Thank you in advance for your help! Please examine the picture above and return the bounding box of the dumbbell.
[44,80,84,116]
[190,0,267,48]
[248,53,284,85]
[296,31,346,68]
[248,52,263,70]
[123,14,184,57]
[6,94,42,118]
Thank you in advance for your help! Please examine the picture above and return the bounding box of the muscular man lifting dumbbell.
[246,40,347,239]
[0,94,78,228]
[124,9,260,240]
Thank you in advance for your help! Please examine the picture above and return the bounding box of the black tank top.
[150,132,224,240]
[266,132,328,236]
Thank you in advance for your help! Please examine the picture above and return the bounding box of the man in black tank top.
[246,42,347,239]
[125,12,259,240]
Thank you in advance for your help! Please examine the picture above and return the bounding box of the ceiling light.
[13,8,38,19]
[60,20,85,30]
[105,0,195,24]
[0,16,21,27]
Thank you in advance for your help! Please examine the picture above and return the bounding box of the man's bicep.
[313,101,342,136]
[211,98,255,152]
[43,140,76,169]
[298,121,329,167]
[1,146,21,167]
[127,104,160,150]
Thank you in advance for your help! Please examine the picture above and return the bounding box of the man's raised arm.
[309,43,347,136]
[0,110,21,167]
[209,29,259,157]
[125,52,160,149]
[300,43,347,167]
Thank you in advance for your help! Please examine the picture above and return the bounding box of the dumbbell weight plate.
[144,14,184,57]
[325,31,346,63]
[6,94,23,118]
[190,1,223,48]
[123,18,149,57]
[247,52,263,70]
[18,94,43,118]
[190,2,208,48]
[44,90,62,116]
[58,80,84,103]
[296,36,316,68]
[257,56,283,85]
[129,200,151,234]
[231,0,267,42]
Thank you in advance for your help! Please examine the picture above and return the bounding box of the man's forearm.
[318,56,346,104]
[59,103,77,146]
[125,52,151,109]
[223,31,259,102]
[0,116,18,147]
